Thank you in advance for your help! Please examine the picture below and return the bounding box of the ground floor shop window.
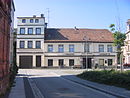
[99,59,104,66]
[108,59,113,66]
[69,59,74,66]
[48,59,53,66]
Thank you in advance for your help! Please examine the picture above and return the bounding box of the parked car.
[123,63,130,68]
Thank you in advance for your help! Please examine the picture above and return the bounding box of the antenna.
[115,0,121,32]
[47,8,50,27]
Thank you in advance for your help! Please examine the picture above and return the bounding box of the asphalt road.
[21,69,117,98]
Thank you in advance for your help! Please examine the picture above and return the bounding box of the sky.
[14,0,130,32]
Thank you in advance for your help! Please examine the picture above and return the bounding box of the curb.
[64,77,129,98]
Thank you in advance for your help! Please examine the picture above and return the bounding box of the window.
[108,59,113,66]
[28,41,33,48]
[58,45,64,52]
[20,28,25,34]
[69,45,74,52]
[99,45,104,52]
[69,59,74,66]
[28,28,33,34]
[48,45,53,52]
[36,28,41,35]
[36,41,41,48]
[48,59,53,66]
[84,43,89,52]
[20,41,25,48]
[22,19,26,23]
[30,19,33,23]
[99,59,104,66]
[107,45,113,52]
[35,19,39,23]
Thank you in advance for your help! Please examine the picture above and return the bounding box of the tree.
[109,24,126,51]
[109,24,126,65]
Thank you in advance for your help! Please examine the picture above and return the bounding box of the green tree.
[109,24,125,66]
[109,24,126,51]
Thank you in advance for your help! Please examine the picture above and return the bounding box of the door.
[48,59,53,66]
[36,56,41,67]
[59,59,64,67]
[83,58,92,68]
[19,56,33,68]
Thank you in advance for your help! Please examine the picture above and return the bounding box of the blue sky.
[14,0,130,32]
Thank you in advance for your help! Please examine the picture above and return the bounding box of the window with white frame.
[35,19,39,23]
[30,19,34,23]
[58,45,64,52]
[69,45,74,52]
[28,41,33,48]
[22,19,26,23]
[28,28,33,34]
[36,28,41,35]
[36,41,41,48]
[48,45,53,52]
[20,28,25,34]
[99,45,104,52]
[107,45,113,52]
[20,41,25,48]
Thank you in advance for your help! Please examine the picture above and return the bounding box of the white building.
[123,19,130,64]
[16,15,117,68]
[16,14,45,68]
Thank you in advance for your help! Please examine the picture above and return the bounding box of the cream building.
[123,19,130,63]
[16,14,45,68]
[44,28,116,68]
[16,16,117,68]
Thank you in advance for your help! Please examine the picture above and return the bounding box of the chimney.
[41,14,44,18]
[33,15,36,18]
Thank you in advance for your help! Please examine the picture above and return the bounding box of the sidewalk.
[62,75,130,98]
[8,75,26,98]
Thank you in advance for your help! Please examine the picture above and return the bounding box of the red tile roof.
[45,28,114,43]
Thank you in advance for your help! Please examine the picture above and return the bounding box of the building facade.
[44,29,116,68]
[16,18,117,68]
[16,14,45,68]
[0,0,15,94]
[123,19,130,63]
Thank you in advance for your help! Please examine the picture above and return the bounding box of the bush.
[77,70,130,90]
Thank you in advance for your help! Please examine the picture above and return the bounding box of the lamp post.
[83,36,89,70]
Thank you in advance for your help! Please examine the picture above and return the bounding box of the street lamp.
[83,36,89,70]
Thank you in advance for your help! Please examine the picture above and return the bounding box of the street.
[19,69,117,98]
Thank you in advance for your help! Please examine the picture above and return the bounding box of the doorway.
[83,58,92,68]
[36,56,41,67]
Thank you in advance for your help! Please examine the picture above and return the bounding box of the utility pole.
[83,36,89,70]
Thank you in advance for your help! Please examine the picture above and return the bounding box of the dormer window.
[30,19,33,23]
[35,19,39,23]
[22,19,26,23]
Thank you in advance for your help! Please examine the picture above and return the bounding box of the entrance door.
[83,58,92,68]
[36,56,41,67]
[59,59,64,67]
[48,59,53,66]
[19,56,33,68]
